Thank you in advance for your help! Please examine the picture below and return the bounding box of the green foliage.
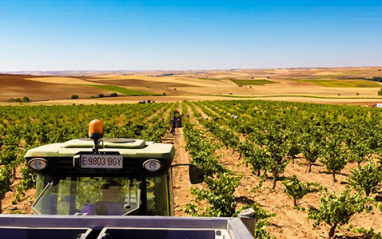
[369,76,382,82]
[2,98,382,238]
[71,94,79,99]
[183,99,382,237]
[230,79,277,86]
[13,163,37,204]
[183,122,242,217]
[0,102,174,207]
[239,203,277,219]
[98,93,104,98]
[282,174,321,207]
[141,120,169,142]
[185,172,242,217]
[0,165,13,201]
[286,130,301,164]
[292,79,381,88]
[263,127,290,189]
[239,142,268,177]
[237,204,277,239]
[109,92,118,97]
[22,96,30,102]
[347,162,382,196]
[351,227,382,239]
[183,124,227,176]
[300,126,324,172]
[346,132,372,166]
[204,121,238,150]
[307,186,374,238]
[320,135,349,182]
[254,219,275,239]
[0,140,22,178]
[83,84,160,96]
[20,164,37,190]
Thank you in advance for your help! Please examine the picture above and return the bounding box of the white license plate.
[80,154,123,169]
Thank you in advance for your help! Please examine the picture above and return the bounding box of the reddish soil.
[2,165,35,214]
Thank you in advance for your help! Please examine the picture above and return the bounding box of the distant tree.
[162,92,166,96]
[13,98,22,102]
[71,95,79,99]
[110,93,118,97]
[98,94,104,98]
[22,96,30,102]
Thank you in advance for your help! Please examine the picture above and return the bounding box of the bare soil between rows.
[2,66,382,237]
[2,119,382,239]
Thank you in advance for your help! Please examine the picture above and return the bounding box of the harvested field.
[1,66,382,105]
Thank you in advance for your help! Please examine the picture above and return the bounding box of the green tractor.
[25,119,203,216]
[0,119,255,239]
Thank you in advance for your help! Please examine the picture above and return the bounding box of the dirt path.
[161,104,195,216]
[162,128,194,216]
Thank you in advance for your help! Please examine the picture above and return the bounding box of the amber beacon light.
[89,119,103,152]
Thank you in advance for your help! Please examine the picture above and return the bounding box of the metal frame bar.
[0,215,253,238]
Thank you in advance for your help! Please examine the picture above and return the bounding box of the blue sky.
[0,0,381,71]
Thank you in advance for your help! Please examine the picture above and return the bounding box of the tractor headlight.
[28,158,48,170]
[143,159,161,172]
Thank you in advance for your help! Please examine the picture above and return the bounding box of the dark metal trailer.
[0,215,254,239]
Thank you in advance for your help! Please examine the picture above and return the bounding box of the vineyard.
[1,100,382,238]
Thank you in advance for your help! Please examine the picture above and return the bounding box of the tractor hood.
[25,138,175,177]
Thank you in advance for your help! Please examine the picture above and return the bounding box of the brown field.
[1,66,382,239]
[1,66,382,105]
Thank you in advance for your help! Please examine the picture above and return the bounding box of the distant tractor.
[172,110,182,127]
